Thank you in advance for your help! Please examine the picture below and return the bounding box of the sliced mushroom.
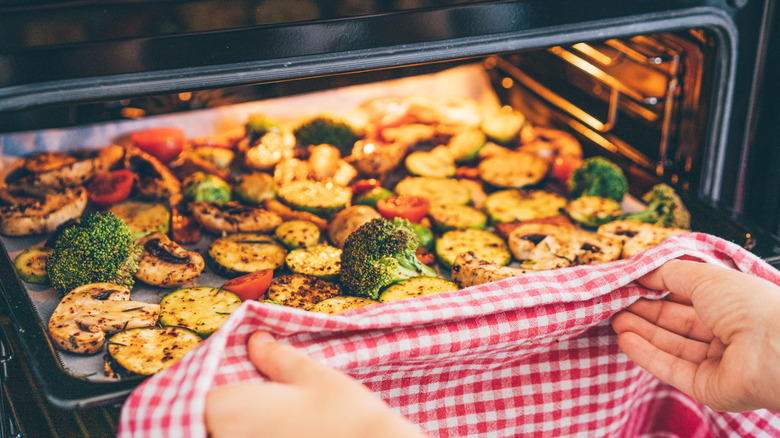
[621,226,689,259]
[10,145,124,189]
[327,205,382,249]
[189,201,282,234]
[0,185,87,236]
[124,146,182,203]
[135,232,205,287]
[47,283,159,354]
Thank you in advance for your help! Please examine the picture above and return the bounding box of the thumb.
[246,330,327,385]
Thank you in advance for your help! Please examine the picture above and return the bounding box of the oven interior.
[0,20,779,424]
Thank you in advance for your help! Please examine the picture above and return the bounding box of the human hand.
[612,259,780,413]
[205,330,427,438]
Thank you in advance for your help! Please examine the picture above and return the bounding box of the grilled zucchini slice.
[106,326,202,376]
[208,233,287,277]
[447,129,486,162]
[378,277,459,302]
[564,196,623,228]
[309,296,379,314]
[428,204,487,232]
[481,106,525,145]
[274,220,321,249]
[13,246,52,284]
[436,228,511,270]
[477,151,548,189]
[159,286,242,337]
[277,180,352,218]
[394,177,472,205]
[285,245,342,281]
[484,189,567,223]
[266,274,341,310]
[109,201,170,241]
[404,151,456,178]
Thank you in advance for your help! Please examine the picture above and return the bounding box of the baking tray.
[0,63,760,409]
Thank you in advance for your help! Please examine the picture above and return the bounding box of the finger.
[246,330,330,385]
[612,311,711,363]
[624,298,714,342]
[616,331,698,398]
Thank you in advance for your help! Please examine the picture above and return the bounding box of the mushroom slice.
[574,232,623,265]
[621,226,689,259]
[451,251,531,288]
[135,232,205,287]
[124,147,182,203]
[507,223,577,261]
[0,185,87,236]
[189,201,283,234]
[22,145,124,188]
[47,283,159,354]
[521,235,579,270]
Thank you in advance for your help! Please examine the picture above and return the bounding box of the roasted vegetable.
[182,171,231,203]
[14,246,52,284]
[233,171,277,206]
[46,211,142,294]
[564,196,623,228]
[339,218,437,299]
[621,183,691,229]
[245,113,281,144]
[567,156,628,202]
[293,115,360,155]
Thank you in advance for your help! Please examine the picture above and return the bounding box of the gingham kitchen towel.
[118,233,780,437]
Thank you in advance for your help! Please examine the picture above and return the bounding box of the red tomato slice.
[552,155,583,186]
[130,127,186,163]
[87,169,135,207]
[222,269,273,302]
[376,195,430,223]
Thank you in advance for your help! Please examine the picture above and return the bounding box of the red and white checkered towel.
[118,233,780,437]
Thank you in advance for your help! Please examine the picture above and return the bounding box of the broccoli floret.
[245,113,281,144]
[182,171,231,203]
[293,116,360,155]
[568,156,628,202]
[46,211,142,294]
[340,218,437,299]
[622,183,691,228]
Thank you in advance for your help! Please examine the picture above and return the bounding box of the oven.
[0,0,778,436]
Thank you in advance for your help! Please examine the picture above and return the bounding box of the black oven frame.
[0,0,777,434]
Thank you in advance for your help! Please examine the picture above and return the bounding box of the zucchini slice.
[109,201,170,241]
[428,204,487,232]
[274,220,321,249]
[208,233,287,277]
[447,129,486,163]
[378,277,459,302]
[106,326,202,376]
[404,151,456,178]
[266,274,341,310]
[13,246,52,284]
[277,180,352,218]
[394,177,472,205]
[233,171,277,206]
[309,296,379,314]
[481,106,525,145]
[159,286,242,337]
[484,189,567,223]
[436,228,511,270]
[478,151,548,189]
[564,196,623,228]
[285,245,342,281]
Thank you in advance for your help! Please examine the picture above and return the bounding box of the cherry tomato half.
[376,195,430,223]
[351,179,381,195]
[87,169,135,207]
[130,127,186,164]
[551,154,583,187]
[222,269,273,302]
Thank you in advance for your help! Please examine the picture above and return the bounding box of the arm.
[206,331,427,438]
[612,259,780,413]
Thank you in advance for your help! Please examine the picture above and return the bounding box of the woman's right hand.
[612,259,780,413]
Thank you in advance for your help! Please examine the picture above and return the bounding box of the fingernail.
[250,330,275,345]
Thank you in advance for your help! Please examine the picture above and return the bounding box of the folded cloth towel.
[118,233,780,437]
